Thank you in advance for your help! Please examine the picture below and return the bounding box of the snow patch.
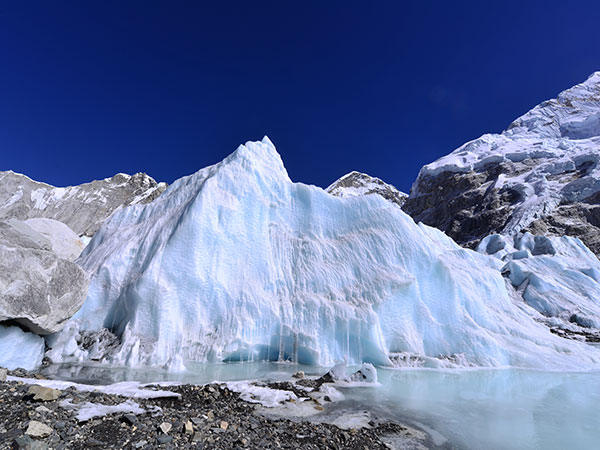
[226,381,298,407]
[60,398,145,422]
[7,376,181,399]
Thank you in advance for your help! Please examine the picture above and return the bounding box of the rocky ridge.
[0,171,167,238]
[403,72,600,254]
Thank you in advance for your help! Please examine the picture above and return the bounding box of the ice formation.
[478,232,600,336]
[47,137,600,371]
[0,325,45,371]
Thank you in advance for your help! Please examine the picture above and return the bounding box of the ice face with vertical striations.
[47,137,600,371]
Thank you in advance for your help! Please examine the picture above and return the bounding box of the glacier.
[47,137,600,371]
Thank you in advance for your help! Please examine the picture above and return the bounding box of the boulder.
[23,218,85,261]
[0,220,89,335]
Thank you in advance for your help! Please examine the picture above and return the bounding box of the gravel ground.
[0,368,444,450]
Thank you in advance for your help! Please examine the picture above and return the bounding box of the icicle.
[346,318,350,363]
[358,323,363,363]
[277,321,284,362]
[292,331,299,364]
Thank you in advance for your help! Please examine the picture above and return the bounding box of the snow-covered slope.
[327,171,407,207]
[404,72,600,253]
[47,138,600,371]
[0,171,167,238]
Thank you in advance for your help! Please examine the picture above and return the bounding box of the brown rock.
[28,385,60,402]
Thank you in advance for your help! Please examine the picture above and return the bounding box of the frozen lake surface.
[42,362,600,450]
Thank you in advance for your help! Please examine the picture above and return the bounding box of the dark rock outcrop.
[403,72,600,254]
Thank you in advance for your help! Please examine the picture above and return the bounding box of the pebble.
[157,435,173,444]
[190,417,203,425]
[159,421,172,434]
[184,419,194,434]
[120,413,138,425]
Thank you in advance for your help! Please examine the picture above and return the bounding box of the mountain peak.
[505,71,600,140]
[327,171,407,207]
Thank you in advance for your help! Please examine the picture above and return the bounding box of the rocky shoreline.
[0,367,443,450]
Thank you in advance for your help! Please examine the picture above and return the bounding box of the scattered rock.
[220,420,229,431]
[184,419,194,434]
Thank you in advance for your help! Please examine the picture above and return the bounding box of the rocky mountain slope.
[403,72,600,254]
[0,171,167,238]
[326,171,407,207]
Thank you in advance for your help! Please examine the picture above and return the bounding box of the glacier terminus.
[44,137,600,372]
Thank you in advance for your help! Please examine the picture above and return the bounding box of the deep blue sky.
[1,1,599,193]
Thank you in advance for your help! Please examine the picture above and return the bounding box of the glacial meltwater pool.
[42,363,600,450]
